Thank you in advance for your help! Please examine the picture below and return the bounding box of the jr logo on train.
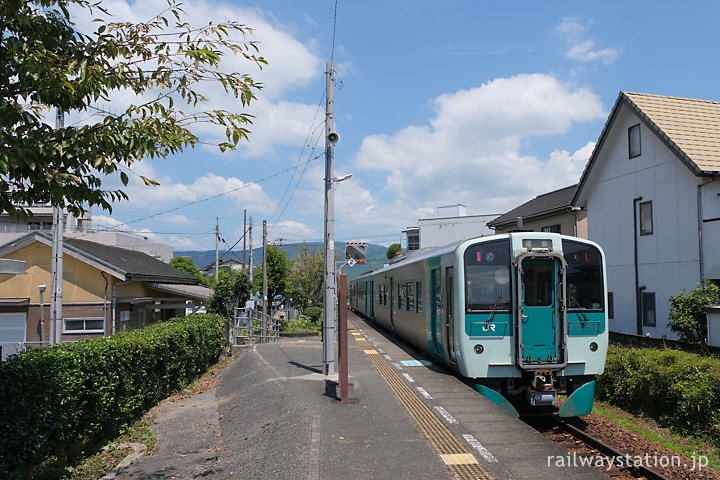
[349,232,607,417]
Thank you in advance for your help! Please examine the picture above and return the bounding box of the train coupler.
[527,370,557,406]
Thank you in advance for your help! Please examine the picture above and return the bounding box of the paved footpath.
[115,312,606,479]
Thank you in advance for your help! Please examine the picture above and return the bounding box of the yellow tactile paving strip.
[348,321,494,480]
[280,343,364,349]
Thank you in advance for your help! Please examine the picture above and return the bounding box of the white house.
[573,92,720,339]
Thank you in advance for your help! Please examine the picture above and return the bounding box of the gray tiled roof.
[488,185,575,227]
[63,237,198,283]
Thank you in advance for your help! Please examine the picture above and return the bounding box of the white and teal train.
[349,232,608,417]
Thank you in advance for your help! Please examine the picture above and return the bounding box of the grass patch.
[592,400,720,470]
[32,421,158,480]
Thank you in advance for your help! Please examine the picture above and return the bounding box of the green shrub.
[304,306,323,322]
[668,281,719,343]
[280,316,322,333]
[0,314,224,478]
[597,346,720,444]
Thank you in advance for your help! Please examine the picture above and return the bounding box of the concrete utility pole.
[215,217,220,282]
[323,60,338,375]
[248,216,253,284]
[262,220,268,317]
[50,109,65,345]
[242,209,247,271]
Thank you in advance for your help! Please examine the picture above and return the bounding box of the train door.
[389,277,395,329]
[430,269,443,355]
[516,254,567,369]
[445,267,457,362]
[370,280,375,319]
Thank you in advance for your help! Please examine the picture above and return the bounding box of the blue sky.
[72,0,720,252]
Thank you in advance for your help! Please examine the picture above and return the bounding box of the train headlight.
[589,342,598,352]
[474,344,484,354]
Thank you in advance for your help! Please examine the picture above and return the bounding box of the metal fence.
[0,341,45,361]
[233,307,280,346]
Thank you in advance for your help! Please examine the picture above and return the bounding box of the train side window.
[435,273,442,314]
[416,282,422,313]
[407,283,415,311]
[398,283,406,310]
[562,239,604,311]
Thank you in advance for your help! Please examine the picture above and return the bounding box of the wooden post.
[338,274,348,402]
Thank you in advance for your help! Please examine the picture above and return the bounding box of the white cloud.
[162,214,193,225]
[554,17,589,39]
[268,220,318,242]
[547,141,596,178]
[92,215,128,230]
[567,40,620,65]
[350,74,604,219]
[99,160,276,216]
[167,236,205,250]
[555,17,621,65]
[68,0,324,160]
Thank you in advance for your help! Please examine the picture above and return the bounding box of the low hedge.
[597,345,720,444]
[0,314,225,478]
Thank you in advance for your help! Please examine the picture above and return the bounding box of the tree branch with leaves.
[0,0,266,217]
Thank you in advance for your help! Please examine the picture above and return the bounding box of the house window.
[642,292,656,327]
[629,124,641,158]
[407,231,420,251]
[608,292,614,319]
[64,317,105,333]
[542,224,561,233]
[640,201,653,235]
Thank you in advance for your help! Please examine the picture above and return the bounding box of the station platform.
[116,311,607,479]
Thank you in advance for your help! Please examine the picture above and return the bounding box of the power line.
[102,153,324,233]
[267,88,326,227]
[330,0,339,62]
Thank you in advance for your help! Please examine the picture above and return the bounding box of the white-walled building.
[402,204,497,251]
[573,92,720,339]
[0,205,173,262]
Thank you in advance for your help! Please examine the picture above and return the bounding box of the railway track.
[521,411,674,479]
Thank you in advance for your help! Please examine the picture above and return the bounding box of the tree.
[207,268,251,319]
[286,245,323,313]
[668,281,719,344]
[386,243,402,260]
[169,256,212,287]
[0,0,265,217]
[252,244,289,305]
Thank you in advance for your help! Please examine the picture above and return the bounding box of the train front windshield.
[562,239,604,311]
[464,239,511,312]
